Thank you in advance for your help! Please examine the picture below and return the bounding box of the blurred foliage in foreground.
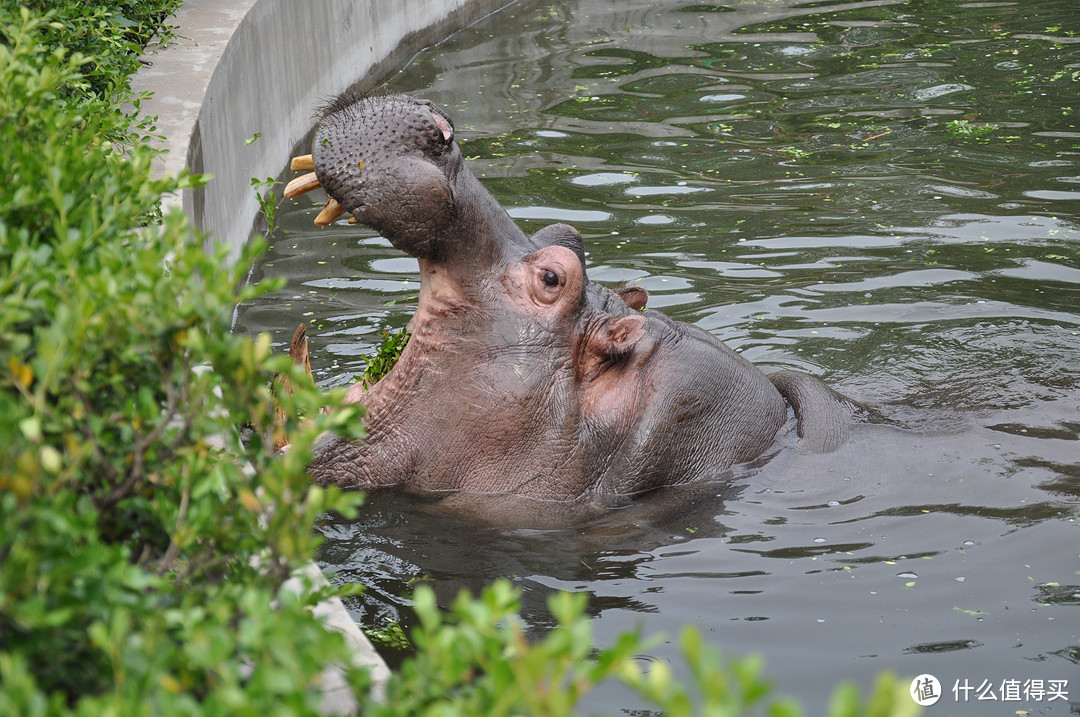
[363,579,920,717]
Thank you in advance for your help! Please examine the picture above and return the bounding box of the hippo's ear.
[580,314,645,381]
[591,314,645,359]
[612,285,648,311]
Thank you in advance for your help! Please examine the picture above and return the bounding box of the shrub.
[13,0,184,98]
[0,7,367,713]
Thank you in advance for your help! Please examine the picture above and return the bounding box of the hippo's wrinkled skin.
[293,93,851,506]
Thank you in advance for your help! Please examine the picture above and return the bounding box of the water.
[234,0,1080,711]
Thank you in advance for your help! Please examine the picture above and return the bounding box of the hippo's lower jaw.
[282,92,854,510]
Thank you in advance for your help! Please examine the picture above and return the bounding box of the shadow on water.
[316,481,750,635]
[236,0,1080,711]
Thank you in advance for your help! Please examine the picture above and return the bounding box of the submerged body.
[288,93,851,505]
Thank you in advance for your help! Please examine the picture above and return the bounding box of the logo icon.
[910,674,942,706]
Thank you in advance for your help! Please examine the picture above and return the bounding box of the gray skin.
[306,93,849,505]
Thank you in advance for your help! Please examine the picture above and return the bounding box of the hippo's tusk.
[314,197,345,226]
[290,154,315,171]
[284,171,321,199]
[288,323,312,380]
[272,323,314,452]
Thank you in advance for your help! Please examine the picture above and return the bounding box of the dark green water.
[235,0,1080,712]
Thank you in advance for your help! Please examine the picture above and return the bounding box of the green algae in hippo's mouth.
[234,0,1080,712]
[356,326,410,389]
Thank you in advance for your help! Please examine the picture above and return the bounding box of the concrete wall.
[133,0,511,263]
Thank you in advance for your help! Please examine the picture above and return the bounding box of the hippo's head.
[289,93,846,510]
[287,92,642,359]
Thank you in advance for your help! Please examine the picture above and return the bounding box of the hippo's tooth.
[290,154,315,171]
[314,198,345,226]
[283,171,321,199]
[348,216,358,224]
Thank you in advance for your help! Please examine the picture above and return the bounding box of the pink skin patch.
[432,113,454,142]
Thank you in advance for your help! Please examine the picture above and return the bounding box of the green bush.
[11,0,183,98]
[1,6,367,714]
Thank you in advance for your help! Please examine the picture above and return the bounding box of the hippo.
[283,92,853,510]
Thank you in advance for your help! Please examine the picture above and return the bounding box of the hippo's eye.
[542,270,559,288]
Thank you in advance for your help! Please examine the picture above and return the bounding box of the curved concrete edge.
[132,0,519,711]
[132,0,513,263]
[286,564,392,712]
